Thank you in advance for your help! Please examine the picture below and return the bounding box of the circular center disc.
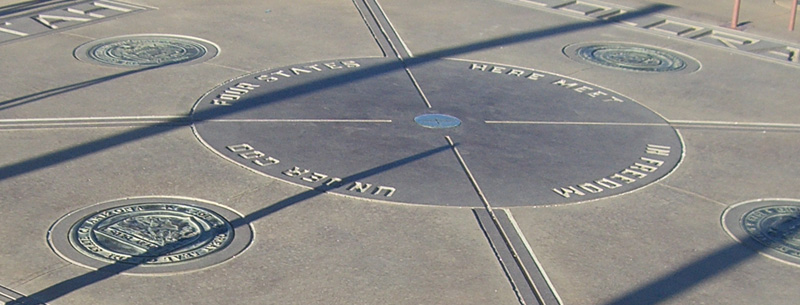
[414,114,461,129]
[191,58,682,207]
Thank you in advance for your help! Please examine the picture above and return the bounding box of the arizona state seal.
[49,197,252,274]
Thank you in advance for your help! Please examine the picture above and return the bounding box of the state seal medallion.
[563,42,699,73]
[49,197,252,274]
[723,199,800,266]
[74,34,219,67]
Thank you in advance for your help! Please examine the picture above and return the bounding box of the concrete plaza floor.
[1,0,800,304]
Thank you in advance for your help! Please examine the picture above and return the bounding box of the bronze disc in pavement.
[723,199,800,266]
[74,34,218,67]
[563,42,700,73]
[48,197,252,274]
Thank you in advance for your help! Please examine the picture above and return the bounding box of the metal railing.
[731,0,799,30]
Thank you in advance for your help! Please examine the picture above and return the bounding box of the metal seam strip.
[0,284,46,304]
[449,135,554,305]
[355,0,433,108]
[473,209,538,305]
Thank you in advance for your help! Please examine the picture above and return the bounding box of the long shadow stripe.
[0,4,670,183]
[10,144,453,304]
[0,5,671,304]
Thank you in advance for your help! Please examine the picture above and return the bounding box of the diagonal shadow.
[0,4,674,304]
[602,222,797,305]
[0,65,168,112]
[0,48,207,112]
[228,143,454,227]
[0,4,671,183]
[603,242,756,305]
[7,143,454,305]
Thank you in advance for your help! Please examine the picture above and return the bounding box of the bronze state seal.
[49,197,252,274]
[723,199,800,266]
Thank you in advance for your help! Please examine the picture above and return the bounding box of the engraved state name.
[226,143,396,197]
[0,1,145,44]
[77,232,229,264]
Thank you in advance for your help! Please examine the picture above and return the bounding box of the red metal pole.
[731,0,742,29]
[790,0,798,31]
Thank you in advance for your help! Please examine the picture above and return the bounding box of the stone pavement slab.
[2,0,800,304]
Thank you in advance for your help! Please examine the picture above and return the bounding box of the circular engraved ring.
[722,199,800,266]
[48,197,252,274]
[74,34,219,67]
[191,58,682,207]
[563,42,700,73]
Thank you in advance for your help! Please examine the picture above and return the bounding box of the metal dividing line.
[352,0,433,108]
[447,135,560,305]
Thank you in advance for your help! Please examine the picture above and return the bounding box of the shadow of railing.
[603,217,798,305]
[7,143,454,305]
[0,65,168,112]
[0,4,671,183]
[603,242,756,305]
[0,4,675,304]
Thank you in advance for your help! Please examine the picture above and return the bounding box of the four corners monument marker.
[191,57,682,207]
[2,0,800,304]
